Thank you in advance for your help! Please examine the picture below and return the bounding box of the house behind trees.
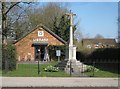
[81,39,117,49]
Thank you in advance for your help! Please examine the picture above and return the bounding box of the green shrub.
[2,44,16,71]
[48,45,66,61]
[44,65,59,72]
[0,44,2,70]
[85,65,99,72]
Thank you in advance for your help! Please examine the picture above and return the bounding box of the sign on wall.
[38,31,44,37]
[33,38,48,42]
[56,50,61,56]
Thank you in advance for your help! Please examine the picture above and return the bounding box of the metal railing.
[2,60,120,77]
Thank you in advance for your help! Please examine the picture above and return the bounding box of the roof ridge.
[14,24,67,45]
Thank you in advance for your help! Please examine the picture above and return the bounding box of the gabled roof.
[82,38,116,45]
[14,24,67,45]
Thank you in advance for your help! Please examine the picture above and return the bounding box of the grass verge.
[2,61,119,77]
[0,70,2,76]
[84,70,119,77]
[2,62,69,77]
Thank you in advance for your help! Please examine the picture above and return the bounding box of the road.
[1,77,119,89]
[2,87,119,89]
[2,77,118,87]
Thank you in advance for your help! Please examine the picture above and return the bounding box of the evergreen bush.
[0,44,2,70]
[2,44,16,71]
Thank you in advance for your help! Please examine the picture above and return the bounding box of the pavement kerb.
[1,77,119,88]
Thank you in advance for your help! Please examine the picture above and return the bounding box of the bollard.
[93,61,95,77]
[70,60,72,77]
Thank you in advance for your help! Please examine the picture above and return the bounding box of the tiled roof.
[14,24,67,45]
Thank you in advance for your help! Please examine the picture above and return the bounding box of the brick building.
[15,24,66,61]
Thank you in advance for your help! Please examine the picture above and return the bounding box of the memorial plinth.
[68,46,76,61]
[64,11,86,76]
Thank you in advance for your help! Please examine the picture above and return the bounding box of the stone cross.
[65,10,76,61]
[65,10,76,46]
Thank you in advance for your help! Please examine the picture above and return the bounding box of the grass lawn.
[2,61,119,77]
[84,70,120,77]
[0,70,2,76]
[2,62,69,77]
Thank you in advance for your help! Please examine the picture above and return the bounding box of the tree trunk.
[2,2,7,44]
[1,2,20,44]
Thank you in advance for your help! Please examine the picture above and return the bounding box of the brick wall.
[15,27,64,61]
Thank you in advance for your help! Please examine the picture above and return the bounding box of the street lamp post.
[38,48,41,75]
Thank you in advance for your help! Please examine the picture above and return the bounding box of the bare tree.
[94,34,104,39]
[1,2,32,44]
[26,2,68,31]
[2,2,20,44]
[1,2,79,42]
[25,2,79,41]
[74,29,83,42]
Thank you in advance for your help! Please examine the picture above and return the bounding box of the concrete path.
[1,77,119,88]
[1,87,119,89]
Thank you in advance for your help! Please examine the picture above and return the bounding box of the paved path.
[1,77,119,88]
[1,87,119,89]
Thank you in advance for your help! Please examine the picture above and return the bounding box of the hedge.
[2,44,16,71]
[0,44,2,70]
[77,48,120,63]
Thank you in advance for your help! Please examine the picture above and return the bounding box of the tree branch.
[5,2,20,15]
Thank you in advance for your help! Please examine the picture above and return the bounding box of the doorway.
[32,42,48,61]
[35,46,46,61]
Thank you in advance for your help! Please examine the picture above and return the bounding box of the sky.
[37,2,118,39]
[1,1,118,40]
[68,2,118,39]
